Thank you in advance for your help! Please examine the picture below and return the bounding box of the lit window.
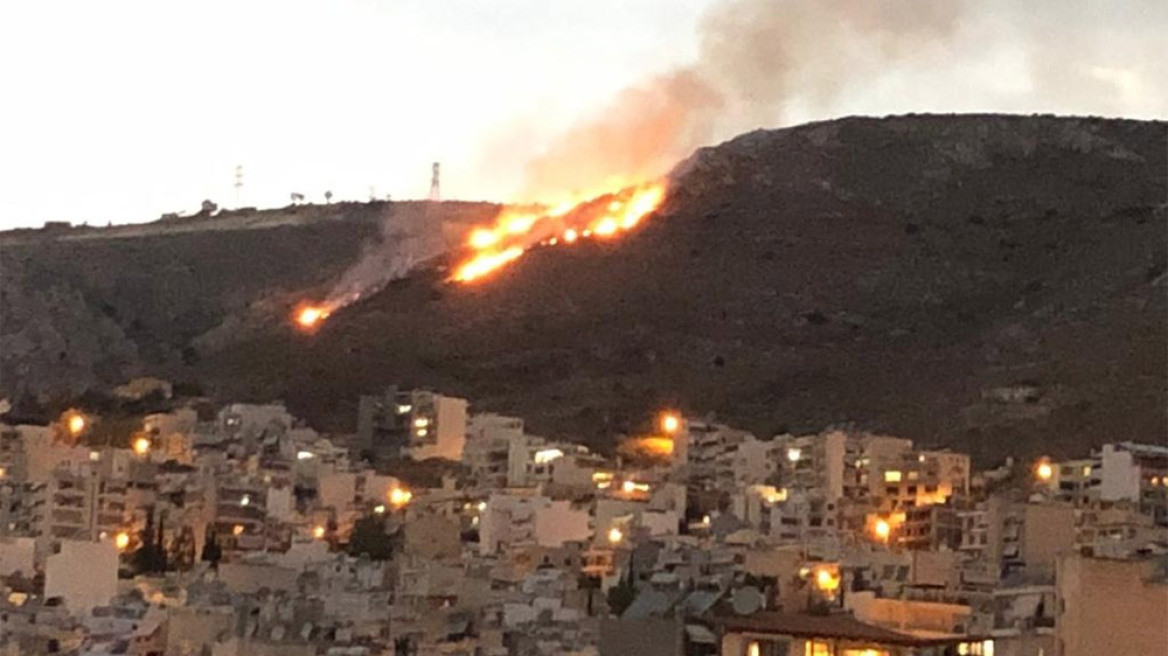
[787,447,802,462]
[806,641,832,656]
[533,448,564,465]
[884,470,902,483]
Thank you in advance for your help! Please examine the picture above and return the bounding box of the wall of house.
[535,500,592,548]
[1056,554,1168,656]
[44,539,118,614]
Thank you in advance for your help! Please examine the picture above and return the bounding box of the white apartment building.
[463,413,525,487]
[479,491,591,555]
[1098,442,1168,526]
[671,419,754,491]
[357,388,468,462]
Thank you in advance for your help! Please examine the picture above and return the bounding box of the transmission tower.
[234,165,243,206]
[429,162,441,202]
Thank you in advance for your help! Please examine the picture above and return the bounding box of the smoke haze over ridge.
[516,0,1166,201]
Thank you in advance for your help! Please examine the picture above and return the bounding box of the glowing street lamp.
[66,413,87,437]
[607,527,623,544]
[388,487,412,508]
[660,413,680,434]
[874,519,891,542]
[132,436,151,456]
[114,532,131,551]
[312,525,326,539]
[1035,458,1054,483]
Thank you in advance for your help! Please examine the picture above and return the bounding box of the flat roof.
[713,611,972,648]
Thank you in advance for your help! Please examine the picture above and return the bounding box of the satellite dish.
[731,586,764,616]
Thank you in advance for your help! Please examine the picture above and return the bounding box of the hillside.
[2,115,1165,461]
[0,201,498,399]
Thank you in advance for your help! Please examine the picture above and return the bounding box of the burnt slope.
[193,115,1167,461]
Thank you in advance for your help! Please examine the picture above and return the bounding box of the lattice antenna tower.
[429,162,441,202]
[234,165,243,206]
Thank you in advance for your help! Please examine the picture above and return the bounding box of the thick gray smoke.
[521,0,1165,199]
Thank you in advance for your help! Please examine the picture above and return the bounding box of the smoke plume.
[520,0,1164,200]
[316,0,1164,312]
[320,205,448,310]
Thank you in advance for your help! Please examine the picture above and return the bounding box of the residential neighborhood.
[0,383,1163,655]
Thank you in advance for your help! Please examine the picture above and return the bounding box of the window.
[884,470,902,483]
[805,641,832,656]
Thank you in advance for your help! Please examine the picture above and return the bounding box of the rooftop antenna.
[429,162,441,202]
[234,165,243,207]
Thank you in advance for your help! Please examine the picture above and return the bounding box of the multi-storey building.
[1045,457,1100,506]
[357,388,468,463]
[670,419,753,492]
[899,502,962,551]
[1097,442,1168,526]
[42,450,132,543]
[212,476,272,554]
[463,413,525,488]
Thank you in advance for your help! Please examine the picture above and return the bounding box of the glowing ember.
[294,305,331,330]
[453,182,667,284]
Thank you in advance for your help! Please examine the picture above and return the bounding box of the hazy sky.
[0,0,1163,229]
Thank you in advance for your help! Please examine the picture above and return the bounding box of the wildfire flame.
[290,182,667,329]
[453,182,666,283]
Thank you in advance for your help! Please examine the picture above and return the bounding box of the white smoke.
[518,0,1166,201]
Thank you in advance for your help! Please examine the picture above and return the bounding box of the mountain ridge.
[2,114,1165,463]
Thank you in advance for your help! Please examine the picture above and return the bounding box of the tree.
[200,526,222,567]
[130,512,167,574]
[347,515,396,560]
[606,577,638,617]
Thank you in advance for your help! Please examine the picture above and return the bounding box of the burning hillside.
[454,183,665,283]
[290,183,667,329]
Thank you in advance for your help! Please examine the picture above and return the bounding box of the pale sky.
[0,0,1163,229]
